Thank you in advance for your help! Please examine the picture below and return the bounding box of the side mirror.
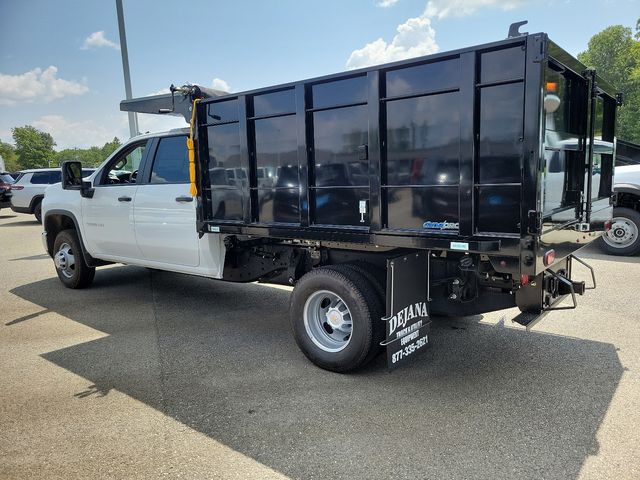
[62,161,83,190]
[62,161,94,198]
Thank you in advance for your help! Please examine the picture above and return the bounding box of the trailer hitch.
[513,255,596,329]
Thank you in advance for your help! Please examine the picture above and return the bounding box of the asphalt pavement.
[1,211,639,479]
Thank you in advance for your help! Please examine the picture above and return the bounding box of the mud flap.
[382,251,431,370]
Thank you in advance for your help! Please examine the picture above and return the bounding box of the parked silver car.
[11,168,94,222]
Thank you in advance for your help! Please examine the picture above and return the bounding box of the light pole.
[116,0,139,138]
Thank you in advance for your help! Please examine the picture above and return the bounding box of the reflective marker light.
[604,220,612,231]
[520,274,530,286]
[543,249,556,266]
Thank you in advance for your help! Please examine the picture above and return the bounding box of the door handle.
[118,196,132,202]
[175,195,193,203]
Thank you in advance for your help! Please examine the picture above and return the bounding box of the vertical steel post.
[116,0,139,138]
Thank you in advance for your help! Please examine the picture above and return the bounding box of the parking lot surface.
[1,211,639,479]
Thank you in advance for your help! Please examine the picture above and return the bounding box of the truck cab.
[42,129,226,283]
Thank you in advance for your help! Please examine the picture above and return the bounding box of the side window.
[49,171,61,184]
[150,136,189,184]
[102,142,147,185]
[30,172,51,184]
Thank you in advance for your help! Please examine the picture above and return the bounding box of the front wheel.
[53,229,95,288]
[599,207,640,256]
[290,266,383,372]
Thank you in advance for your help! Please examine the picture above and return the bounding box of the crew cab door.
[82,141,148,259]
[133,135,200,267]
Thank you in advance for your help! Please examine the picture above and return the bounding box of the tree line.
[0,126,121,172]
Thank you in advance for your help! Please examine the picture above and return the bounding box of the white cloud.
[376,0,400,7]
[33,115,122,150]
[0,66,89,105]
[82,31,120,50]
[346,14,438,69]
[347,0,528,69]
[424,0,527,19]
[211,78,231,92]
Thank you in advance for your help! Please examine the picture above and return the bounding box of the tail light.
[10,184,24,190]
[543,249,556,267]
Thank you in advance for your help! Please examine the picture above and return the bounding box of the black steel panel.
[477,185,520,233]
[257,188,300,223]
[480,45,525,84]
[207,99,239,124]
[208,187,244,221]
[312,105,369,187]
[252,89,296,117]
[386,186,459,230]
[312,76,368,109]
[385,58,459,97]
[478,82,524,184]
[207,124,242,170]
[313,187,369,226]
[385,92,460,186]
[254,115,299,186]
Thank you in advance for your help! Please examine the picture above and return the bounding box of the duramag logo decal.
[423,220,460,231]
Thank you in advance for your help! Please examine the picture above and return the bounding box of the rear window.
[30,172,53,184]
[150,136,189,184]
[0,174,14,184]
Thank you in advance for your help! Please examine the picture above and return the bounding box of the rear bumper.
[514,255,594,328]
[10,205,31,214]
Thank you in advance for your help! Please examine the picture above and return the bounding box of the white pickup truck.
[42,129,226,286]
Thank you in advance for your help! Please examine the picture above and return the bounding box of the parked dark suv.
[0,172,15,210]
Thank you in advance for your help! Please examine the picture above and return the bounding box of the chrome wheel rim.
[303,290,353,352]
[54,242,76,279]
[604,217,638,248]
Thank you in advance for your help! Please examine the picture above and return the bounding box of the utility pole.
[116,0,139,137]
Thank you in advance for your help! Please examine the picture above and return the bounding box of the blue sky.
[1,0,638,149]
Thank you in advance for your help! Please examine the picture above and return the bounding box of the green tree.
[0,140,20,171]
[578,22,640,143]
[55,137,122,168]
[100,137,121,160]
[12,125,56,169]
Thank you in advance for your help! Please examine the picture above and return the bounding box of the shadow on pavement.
[0,220,39,227]
[9,266,623,479]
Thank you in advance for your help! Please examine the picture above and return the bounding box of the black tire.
[53,229,95,289]
[290,266,384,372]
[325,263,386,361]
[598,207,640,256]
[33,200,42,223]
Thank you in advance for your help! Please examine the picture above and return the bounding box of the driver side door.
[81,140,148,259]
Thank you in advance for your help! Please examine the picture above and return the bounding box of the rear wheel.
[599,207,640,256]
[33,200,42,223]
[53,229,95,289]
[290,266,384,372]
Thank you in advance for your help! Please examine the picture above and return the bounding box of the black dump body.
[122,32,618,279]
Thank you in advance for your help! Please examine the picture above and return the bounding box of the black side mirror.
[62,161,94,198]
[62,161,83,189]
